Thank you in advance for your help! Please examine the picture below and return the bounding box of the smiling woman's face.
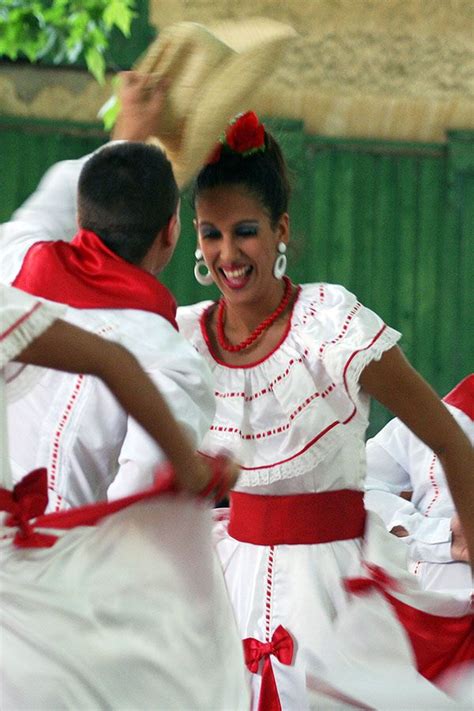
[195,185,289,308]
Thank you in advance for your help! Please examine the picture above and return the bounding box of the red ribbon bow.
[344,562,401,596]
[0,469,57,548]
[243,625,294,711]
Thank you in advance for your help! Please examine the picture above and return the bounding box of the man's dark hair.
[78,142,179,264]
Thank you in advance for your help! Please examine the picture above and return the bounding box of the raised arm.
[0,157,88,284]
[360,346,474,567]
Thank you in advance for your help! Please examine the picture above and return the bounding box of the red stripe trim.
[424,452,440,517]
[49,374,85,509]
[265,547,275,641]
[47,324,113,511]
[214,350,310,401]
[209,383,336,440]
[207,324,390,472]
[342,324,387,400]
[228,490,366,545]
[0,302,43,341]
[318,302,362,359]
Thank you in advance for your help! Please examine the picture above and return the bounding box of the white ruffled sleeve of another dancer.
[0,285,64,370]
[1,285,64,488]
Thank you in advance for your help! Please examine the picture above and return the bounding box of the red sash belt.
[228,489,366,545]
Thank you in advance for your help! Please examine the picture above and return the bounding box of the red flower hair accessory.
[206,111,266,164]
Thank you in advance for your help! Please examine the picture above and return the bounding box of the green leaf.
[85,45,106,83]
[103,0,134,36]
[0,0,138,83]
[98,94,121,131]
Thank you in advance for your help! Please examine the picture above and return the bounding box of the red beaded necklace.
[216,276,293,353]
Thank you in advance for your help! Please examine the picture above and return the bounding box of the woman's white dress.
[178,282,473,710]
[0,285,249,711]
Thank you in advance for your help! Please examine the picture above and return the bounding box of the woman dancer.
[176,111,474,709]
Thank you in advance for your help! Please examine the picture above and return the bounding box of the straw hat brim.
[136,19,297,188]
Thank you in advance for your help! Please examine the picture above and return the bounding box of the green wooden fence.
[1,116,472,433]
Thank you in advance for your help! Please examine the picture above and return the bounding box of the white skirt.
[214,508,473,710]
[1,496,249,710]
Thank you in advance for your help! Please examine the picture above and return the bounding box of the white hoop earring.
[273,242,287,280]
[194,248,214,286]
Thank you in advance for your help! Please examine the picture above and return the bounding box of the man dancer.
[365,374,473,604]
[0,75,215,509]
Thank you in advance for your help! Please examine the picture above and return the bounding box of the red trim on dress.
[423,452,441,517]
[0,302,43,341]
[209,383,336,440]
[199,285,302,370]
[265,547,275,641]
[49,374,85,510]
[318,302,362,359]
[47,325,113,511]
[205,324,389,472]
[214,350,310,401]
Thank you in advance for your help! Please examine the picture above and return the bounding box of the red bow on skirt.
[243,625,294,711]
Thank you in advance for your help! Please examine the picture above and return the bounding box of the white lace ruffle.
[1,287,64,369]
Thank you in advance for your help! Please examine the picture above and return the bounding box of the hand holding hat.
[112,71,169,143]
[103,18,297,188]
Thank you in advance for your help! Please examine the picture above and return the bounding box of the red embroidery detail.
[300,286,325,325]
[424,453,440,516]
[49,374,85,510]
[318,302,362,358]
[47,324,113,511]
[265,546,275,640]
[413,561,422,576]
[209,384,336,441]
[214,351,309,401]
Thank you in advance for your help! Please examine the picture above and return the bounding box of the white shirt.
[365,404,473,598]
[0,153,215,510]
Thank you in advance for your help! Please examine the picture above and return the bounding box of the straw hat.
[133,18,297,188]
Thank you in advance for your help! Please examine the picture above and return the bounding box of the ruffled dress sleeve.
[307,283,401,405]
[0,285,64,368]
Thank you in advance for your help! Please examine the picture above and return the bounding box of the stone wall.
[1,0,472,141]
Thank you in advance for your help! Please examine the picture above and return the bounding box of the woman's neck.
[222,280,287,338]
[206,280,299,366]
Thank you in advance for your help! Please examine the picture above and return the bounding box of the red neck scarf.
[12,229,177,330]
